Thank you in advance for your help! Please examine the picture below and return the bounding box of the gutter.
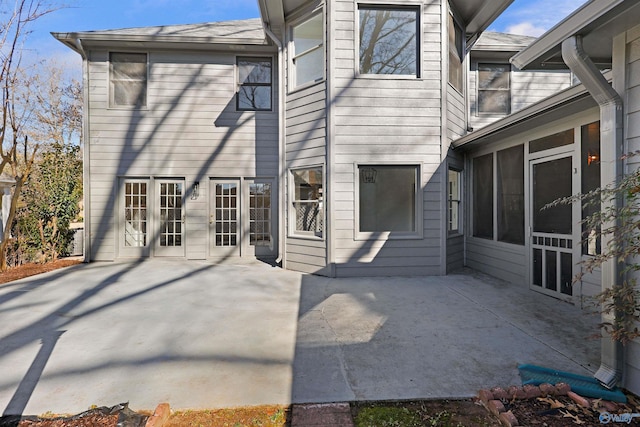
[561,35,624,389]
[74,38,92,264]
[262,25,285,267]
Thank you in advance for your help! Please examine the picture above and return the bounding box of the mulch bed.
[0,259,82,285]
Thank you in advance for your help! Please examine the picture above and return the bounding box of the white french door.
[209,178,275,259]
[155,179,185,257]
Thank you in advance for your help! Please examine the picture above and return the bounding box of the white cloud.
[505,22,547,37]
[491,0,588,37]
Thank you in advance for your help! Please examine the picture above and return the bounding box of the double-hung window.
[291,13,324,88]
[448,169,461,233]
[237,57,272,111]
[291,167,323,237]
[478,63,511,115]
[358,5,419,76]
[448,13,463,92]
[110,52,147,108]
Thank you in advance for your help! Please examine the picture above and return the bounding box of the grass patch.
[355,406,422,427]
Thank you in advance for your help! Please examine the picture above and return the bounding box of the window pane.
[359,7,418,75]
[359,166,417,232]
[295,48,324,86]
[473,154,493,239]
[293,14,323,87]
[238,86,271,110]
[113,81,146,107]
[238,59,272,84]
[529,129,573,153]
[497,145,524,244]
[478,91,510,114]
[293,14,323,53]
[478,64,510,89]
[581,121,601,255]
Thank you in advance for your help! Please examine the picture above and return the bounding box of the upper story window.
[478,63,511,115]
[110,52,147,108]
[237,57,272,111]
[448,12,463,92]
[291,13,324,89]
[358,5,419,76]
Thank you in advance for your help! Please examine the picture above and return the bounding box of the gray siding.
[465,238,526,285]
[284,84,329,273]
[284,48,328,274]
[624,26,640,396]
[329,0,444,277]
[86,48,278,261]
[468,64,572,130]
[446,86,466,143]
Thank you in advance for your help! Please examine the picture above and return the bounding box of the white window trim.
[289,165,325,240]
[355,2,422,79]
[288,10,325,92]
[108,51,149,110]
[448,168,462,235]
[354,163,423,241]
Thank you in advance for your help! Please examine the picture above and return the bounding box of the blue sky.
[26,0,588,71]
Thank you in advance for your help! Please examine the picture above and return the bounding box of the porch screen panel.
[497,145,524,244]
[473,154,493,239]
[215,183,238,247]
[249,183,271,246]
[124,181,147,247]
[532,157,571,234]
[159,182,183,247]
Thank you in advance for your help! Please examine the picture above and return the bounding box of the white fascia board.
[511,0,623,70]
[452,83,592,149]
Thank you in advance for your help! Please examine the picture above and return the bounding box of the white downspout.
[263,25,286,266]
[561,35,624,389]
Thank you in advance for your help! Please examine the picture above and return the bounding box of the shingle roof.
[473,31,536,51]
[53,18,266,47]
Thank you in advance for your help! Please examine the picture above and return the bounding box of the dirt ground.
[1,260,639,426]
[0,259,82,285]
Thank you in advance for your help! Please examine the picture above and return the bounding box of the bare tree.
[0,0,58,270]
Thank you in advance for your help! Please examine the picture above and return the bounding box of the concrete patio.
[0,259,600,416]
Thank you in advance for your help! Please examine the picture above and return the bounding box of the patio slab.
[0,260,599,416]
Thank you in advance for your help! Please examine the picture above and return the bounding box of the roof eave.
[511,0,624,70]
[453,82,595,150]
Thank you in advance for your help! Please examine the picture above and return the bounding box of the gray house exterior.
[54,0,640,395]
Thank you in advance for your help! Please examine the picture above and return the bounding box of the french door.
[155,179,185,257]
[529,154,578,299]
[209,178,275,258]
